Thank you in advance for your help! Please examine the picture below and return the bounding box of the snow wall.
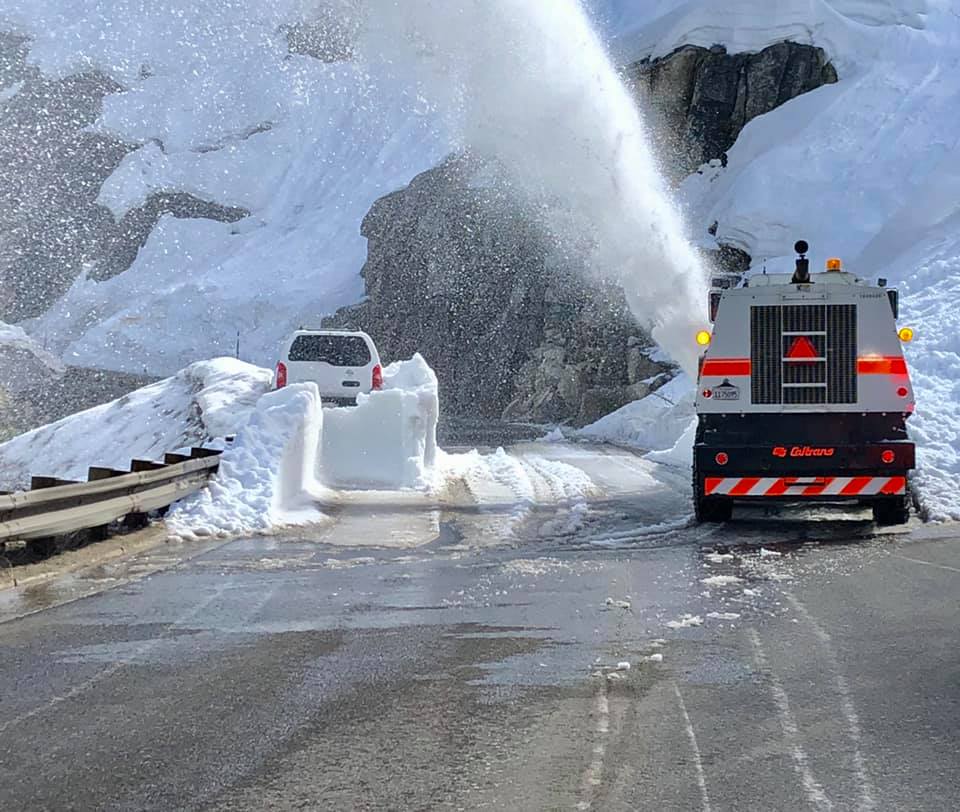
[167,382,328,539]
[321,353,439,490]
[166,355,440,538]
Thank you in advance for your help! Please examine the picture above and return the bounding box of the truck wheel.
[697,497,733,523]
[873,496,909,526]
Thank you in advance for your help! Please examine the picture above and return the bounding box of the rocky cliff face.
[2,25,835,426]
[330,43,834,423]
[325,156,665,424]
[627,42,838,178]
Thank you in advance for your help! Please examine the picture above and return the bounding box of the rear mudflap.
[701,474,908,500]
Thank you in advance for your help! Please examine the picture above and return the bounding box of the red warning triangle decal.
[786,336,819,359]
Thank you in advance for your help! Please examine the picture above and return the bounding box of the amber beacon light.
[826,257,843,271]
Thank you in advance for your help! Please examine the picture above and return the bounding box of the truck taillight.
[881,449,895,464]
[372,364,383,390]
[275,361,287,389]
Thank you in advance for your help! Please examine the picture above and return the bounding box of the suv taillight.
[372,364,383,391]
[275,361,287,389]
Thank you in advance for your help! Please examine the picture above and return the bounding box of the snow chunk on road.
[168,383,328,538]
[320,354,439,490]
[707,611,741,621]
[666,613,703,629]
[0,357,271,491]
[701,575,744,587]
[502,558,572,577]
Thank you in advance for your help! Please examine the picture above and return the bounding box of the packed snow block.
[320,354,439,489]
[168,383,326,538]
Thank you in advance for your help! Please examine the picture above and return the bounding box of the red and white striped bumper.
[704,476,906,498]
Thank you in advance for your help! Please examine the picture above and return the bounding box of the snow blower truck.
[693,240,915,525]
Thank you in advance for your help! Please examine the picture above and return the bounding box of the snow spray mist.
[359,0,709,376]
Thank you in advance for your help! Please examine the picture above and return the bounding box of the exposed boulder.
[326,156,666,425]
[627,42,838,178]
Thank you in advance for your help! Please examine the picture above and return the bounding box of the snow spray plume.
[358,0,708,375]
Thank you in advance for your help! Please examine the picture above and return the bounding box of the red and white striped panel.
[704,476,906,498]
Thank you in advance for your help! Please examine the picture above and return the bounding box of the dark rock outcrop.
[627,42,838,177]
[331,42,837,423]
[326,157,665,425]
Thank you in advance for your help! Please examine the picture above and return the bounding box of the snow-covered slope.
[0,357,272,490]
[2,1,447,374]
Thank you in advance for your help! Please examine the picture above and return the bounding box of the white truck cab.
[694,241,915,525]
[275,329,382,406]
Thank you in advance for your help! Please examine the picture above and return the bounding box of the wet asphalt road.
[0,444,958,810]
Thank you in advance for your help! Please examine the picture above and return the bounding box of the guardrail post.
[130,460,165,473]
[31,476,81,490]
[88,467,128,481]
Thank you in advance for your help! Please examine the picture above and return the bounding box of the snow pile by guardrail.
[320,354,439,490]
[0,357,272,491]
[167,383,328,539]
[168,354,440,537]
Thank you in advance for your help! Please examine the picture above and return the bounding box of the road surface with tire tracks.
[0,441,957,810]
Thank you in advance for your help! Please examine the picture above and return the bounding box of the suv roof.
[289,329,372,337]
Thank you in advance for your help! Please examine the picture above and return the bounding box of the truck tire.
[693,460,733,523]
[697,497,733,523]
[872,496,909,526]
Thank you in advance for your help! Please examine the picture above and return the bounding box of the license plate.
[712,388,740,401]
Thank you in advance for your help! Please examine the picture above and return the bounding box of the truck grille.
[750,304,857,405]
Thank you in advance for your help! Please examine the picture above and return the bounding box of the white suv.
[275,330,382,405]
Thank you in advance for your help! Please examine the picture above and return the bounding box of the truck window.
[288,335,371,366]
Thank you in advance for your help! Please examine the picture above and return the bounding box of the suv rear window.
[288,335,371,366]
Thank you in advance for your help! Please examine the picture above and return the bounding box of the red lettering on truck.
[771,446,836,458]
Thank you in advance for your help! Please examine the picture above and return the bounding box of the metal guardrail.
[0,448,221,543]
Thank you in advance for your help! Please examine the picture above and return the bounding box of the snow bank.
[0,357,272,490]
[578,375,695,463]
[320,354,439,489]
[882,234,960,521]
[169,354,441,538]
[167,384,328,539]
